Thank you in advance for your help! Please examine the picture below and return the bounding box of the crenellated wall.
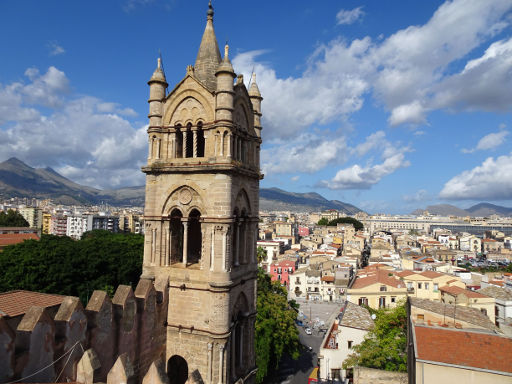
[0,276,169,384]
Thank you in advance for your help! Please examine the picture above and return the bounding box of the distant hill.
[412,202,512,217]
[0,158,363,213]
[260,187,362,214]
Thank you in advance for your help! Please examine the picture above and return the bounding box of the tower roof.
[249,73,262,98]
[194,1,221,91]
[148,57,167,86]
[216,44,234,74]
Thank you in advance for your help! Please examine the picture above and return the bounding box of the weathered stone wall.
[353,366,408,384]
[0,278,168,384]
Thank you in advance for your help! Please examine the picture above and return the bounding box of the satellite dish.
[371,314,376,320]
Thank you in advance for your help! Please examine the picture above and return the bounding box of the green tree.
[317,217,329,226]
[0,209,29,227]
[327,217,364,231]
[255,269,300,383]
[0,230,143,303]
[343,301,407,372]
[257,246,267,263]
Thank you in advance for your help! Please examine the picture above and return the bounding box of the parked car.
[305,328,312,335]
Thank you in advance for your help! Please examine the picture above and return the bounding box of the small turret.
[215,44,236,123]
[249,73,263,138]
[147,57,168,127]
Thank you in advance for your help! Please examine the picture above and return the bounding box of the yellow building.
[347,266,408,309]
[395,270,465,301]
[440,285,495,323]
[42,213,52,235]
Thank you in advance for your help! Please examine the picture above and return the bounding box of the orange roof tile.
[440,285,488,299]
[351,270,403,289]
[322,276,335,282]
[0,233,39,247]
[414,325,512,374]
[0,290,65,318]
[420,270,443,279]
[396,270,416,278]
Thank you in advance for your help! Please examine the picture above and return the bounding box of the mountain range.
[411,203,512,217]
[0,158,362,213]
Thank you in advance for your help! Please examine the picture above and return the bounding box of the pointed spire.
[194,1,221,91]
[217,43,234,74]
[249,73,261,98]
[149,56,167,85]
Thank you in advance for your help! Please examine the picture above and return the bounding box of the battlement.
[0,276,169,384]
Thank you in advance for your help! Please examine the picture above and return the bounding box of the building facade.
[141,4,262,383]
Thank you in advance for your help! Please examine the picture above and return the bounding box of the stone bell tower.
[141,2,262,383]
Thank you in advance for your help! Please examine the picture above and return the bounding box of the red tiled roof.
[322,276,335,282]
[396,270,416,278]
[0,290,65,318]
[440,285,488,299]
[0,233,39,247]
[351,270,403,289]
[419,270,444,279]
[414,325,512,374]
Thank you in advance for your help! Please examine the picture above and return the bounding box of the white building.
[318,302,374,381]
[66,215,92,239]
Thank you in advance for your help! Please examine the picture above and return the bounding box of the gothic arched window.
[185,123,193,158]
[170,208,183,264]
[175,124,183,158]
[197,121,205,157]
[187,209,202,265]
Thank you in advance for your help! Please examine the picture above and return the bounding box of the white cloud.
[317,132,411,190]
[261,133,348,175]
[440,153,512,200]
[319,152,410,190]
[0,67,146,189]
[291,176,300,182]
[234,0,512,135]
[462,130,509,153]
[336,7,365,25]
[47,41,65,56]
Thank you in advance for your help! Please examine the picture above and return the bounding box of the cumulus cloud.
[261,133,348,175]
[317,132,411,190]
[0,67,146,189]
[440,153,512,200]
[234,0,512,135]
[462,129,509,153]
[336,7,365,25]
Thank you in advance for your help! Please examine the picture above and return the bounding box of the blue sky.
[1,0,511,214]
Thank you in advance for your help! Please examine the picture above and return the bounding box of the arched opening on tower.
[185,123,193,158]
[167,355,188,384]
[187,208,202,265]
[231,293,250,379]
[197,121,205,157]
[170,208,184,264]
[175,124,183,158]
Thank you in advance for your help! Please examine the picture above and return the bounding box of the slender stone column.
[222,228,227,272]
[182,129,188,158]
[168,226,172,265]
[218,344,224,384]
[234,222,240,267]
[239,323,244,368]
[227,134,232,158]
[192,128,198,157]
[182,221,189,265]
[156,138,161,159]
[233,136,237,160]
[238,139,242,161]
[148,138,152,159]
[151,228,156,263]
[220,132,224,156]
[210,227,215,271]
[207,343,213,384]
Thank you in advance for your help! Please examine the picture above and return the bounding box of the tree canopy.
[343,302,407,372]
[317,216,364,231]
[255,268,300,383]
[0,209,29,227]
[0,230,143,303]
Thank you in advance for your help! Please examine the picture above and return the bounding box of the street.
[267,300,342,384]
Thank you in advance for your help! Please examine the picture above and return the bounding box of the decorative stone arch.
[161,184,209,217]
[233,92,255,136]
[167,355,188,384]
[235,188,252,216]
[163,84,215,126]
